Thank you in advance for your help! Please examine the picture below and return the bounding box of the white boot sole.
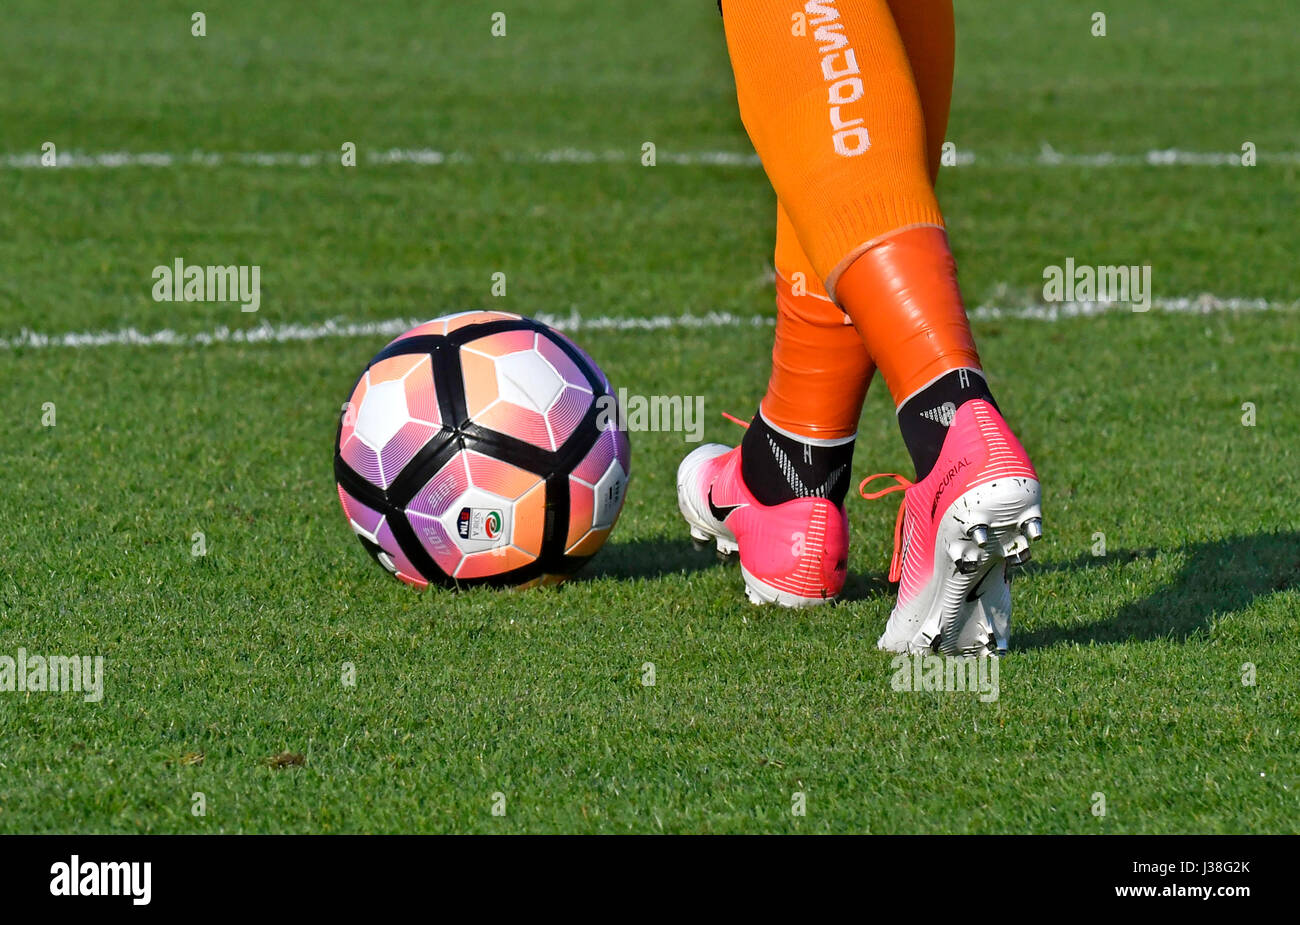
[877,475,1041,657]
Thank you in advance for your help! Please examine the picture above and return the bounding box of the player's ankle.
[896,368,999,479]
[739,410,855,507]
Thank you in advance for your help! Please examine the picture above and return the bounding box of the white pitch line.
[968,295,1297,321]
[2,146,1296,170]
[1,298,1295,351]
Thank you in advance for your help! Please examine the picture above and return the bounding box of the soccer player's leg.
[677,203,871,605]
[886,0,955,186]
[718,0,1042,652]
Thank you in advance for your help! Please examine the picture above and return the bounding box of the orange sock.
[835,0,972,404]
[836,225,980,404]
[723,0,979,407]
[760,202,873,440]
[720,0,943,297]
[886,0,955,185]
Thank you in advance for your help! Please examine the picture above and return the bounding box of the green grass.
[0,0,1297,833]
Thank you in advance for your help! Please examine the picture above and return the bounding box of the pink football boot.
[862,399,1042,656]
[677,443,848,606]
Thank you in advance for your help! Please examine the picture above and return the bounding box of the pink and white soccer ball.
[334,311,630,588]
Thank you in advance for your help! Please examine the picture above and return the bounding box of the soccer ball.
[334,311,630,589]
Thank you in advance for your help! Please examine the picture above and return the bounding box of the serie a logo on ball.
[457,507,503,541]
[334,311,631,590]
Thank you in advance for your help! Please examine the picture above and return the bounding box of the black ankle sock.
[897,368,998,480]
[739,412,855,507]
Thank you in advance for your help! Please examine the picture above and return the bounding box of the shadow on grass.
[1016,531,1300,649]
[585,535,720,581]
[590,531,1300,649]
[584,530,1299,649]
[586,532,895,599]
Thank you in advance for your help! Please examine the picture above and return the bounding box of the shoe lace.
[720,411,750,429]
[859,473,913,583]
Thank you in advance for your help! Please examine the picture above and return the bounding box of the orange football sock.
[760,202,874,440]
[837,0,974,405]
[723,0,980,408]
[836,224,980,405]
[720,0,944,298]
[886,0,954,184]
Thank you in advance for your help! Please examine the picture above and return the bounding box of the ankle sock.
[740,411,855,507]
[897,368,998,479]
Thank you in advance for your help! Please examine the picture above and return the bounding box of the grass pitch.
[0,0,1297,833]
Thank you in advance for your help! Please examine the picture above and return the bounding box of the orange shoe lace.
[859,473,913,582]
